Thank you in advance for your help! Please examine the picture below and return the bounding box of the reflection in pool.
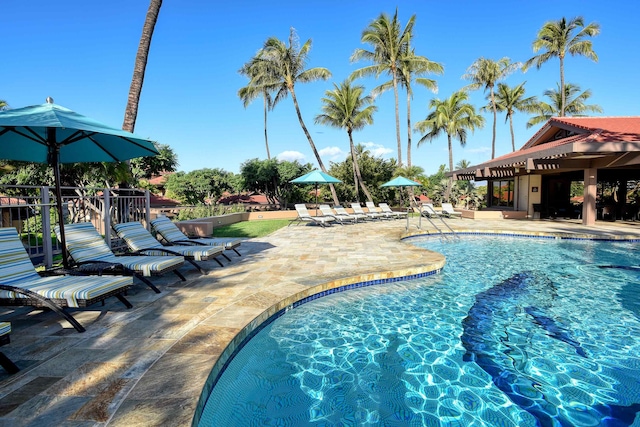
[198,236,640,426]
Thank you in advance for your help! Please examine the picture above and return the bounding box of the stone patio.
[0,217,638,426]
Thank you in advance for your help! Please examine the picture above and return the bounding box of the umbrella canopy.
[290,170,342,215]
[380,176,422,187]
[0,100,159,267]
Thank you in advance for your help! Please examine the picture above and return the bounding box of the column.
[582,168,597,226]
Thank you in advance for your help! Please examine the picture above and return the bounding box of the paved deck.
[0,217,639,426]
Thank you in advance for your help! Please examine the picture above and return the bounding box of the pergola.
[450,117,640,225]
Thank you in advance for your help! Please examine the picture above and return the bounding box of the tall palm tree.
[415,91,485,199]
[523,16,600,117]
[526,83,603,128]
[482,82,538,151]
[463,57,521,159]
[122,0,163,132]
[351,9,415,167]
[374,49,443,168]
[254,28,337,204]
[238,55,280,159]
[315,78,377,202]
[0,100,7,111]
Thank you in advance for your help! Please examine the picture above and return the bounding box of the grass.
[212,219,290,238]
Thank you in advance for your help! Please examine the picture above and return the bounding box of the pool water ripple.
[199,236,640,426]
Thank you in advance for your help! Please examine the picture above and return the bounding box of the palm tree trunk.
[446,133,453,201]
[559,54,565,117]
[392,72,403,167]
[290,87,339,205]
[509,113,515,151]
[406,88,412,168]
[349,130,373,202]
[263,95,270,159]
[122,0,162,132]
[491,86,497,159]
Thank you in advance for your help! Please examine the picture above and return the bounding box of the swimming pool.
[198,235,640,426]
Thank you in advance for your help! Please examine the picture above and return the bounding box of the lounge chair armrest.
[129,247,183,257]
[72,260,132,276]
[170,239,208,246]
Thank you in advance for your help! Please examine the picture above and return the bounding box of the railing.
[0,185,151,268]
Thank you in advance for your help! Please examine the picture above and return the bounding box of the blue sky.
[2,1,637,176]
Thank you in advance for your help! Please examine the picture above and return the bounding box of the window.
[489,179,514,207]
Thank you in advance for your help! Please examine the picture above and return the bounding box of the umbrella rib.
[0,127,47,145]
[60,131,157,161]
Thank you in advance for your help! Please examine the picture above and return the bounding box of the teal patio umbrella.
[0,99,159,267]
[380,176,422,230]
[290,170,342,215]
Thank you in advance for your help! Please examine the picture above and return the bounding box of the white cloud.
[362,141,393,158]
[319,146,345,161]
[276,151,306,162]
[466,146,491,154]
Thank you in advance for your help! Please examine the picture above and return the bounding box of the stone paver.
[0,217,638,426]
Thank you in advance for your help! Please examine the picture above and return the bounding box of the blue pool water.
[198,236,640,426]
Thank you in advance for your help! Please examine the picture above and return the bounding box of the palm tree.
[122,0,163,132]
[351,9,415,167]
[463,57,521,159]
[523,16,600,117]
[238,55,280,159]
[374,49,443,168]
[526,83,603,128]
[0,100,8,111]
[315,78,377,202]
[482,82,538,151]
[415,91,485,199]
[253,28,337,204]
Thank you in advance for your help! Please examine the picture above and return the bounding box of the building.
[450,117,640,225]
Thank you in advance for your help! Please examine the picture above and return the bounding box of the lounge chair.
[365,202,394,220]
[113,222,227,274]
[351,203,385,220]
[0,227,133,333]
[421,203,443,219]
[334,205,369,222]
[379,203,408,219]
[289,204,337,227]
[56,222,186,294]
[441,203,462,219]
[150,216,241,258]
[0,322,19,373]
[319,205,355,224]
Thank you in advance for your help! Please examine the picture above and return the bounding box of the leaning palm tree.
[315,78,377,202]
[253,28,337,204]
[482,82,538,151]
[351,9,415,167]
[122,0,163,132]
[463,57,521,159]
[523,16,600,117]
[415,91,485,200]
[374,49,444,168]
[526,83,603,128]
[238,54,280,159]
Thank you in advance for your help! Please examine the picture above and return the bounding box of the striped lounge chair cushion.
[150,216,242,249]
[57,223,184,277]
[114,222,224,261]
[0,322,10,337]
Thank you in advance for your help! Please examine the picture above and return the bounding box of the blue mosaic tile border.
[195,268,442,425]
[403,231,640,242]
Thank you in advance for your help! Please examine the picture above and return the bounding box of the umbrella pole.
[47,128,70,269]
[315,183,318,216]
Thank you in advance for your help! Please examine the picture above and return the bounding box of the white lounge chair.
[365,202,393,220]
[351,203,386,220]
[379,203,408,219]
[290,204,337,227]
[441,203,462,219]
[421,203,443,219]
[319,205,355,224]
[334,205,368,222]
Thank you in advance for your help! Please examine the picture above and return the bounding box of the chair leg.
[233,248,241,256]
[187,259,207,275]
[136,275,162,293]
[0,352,19,374]
[172,270,186,282]
[221,253,231,262]
[213,257,224,268]
[115,294,133,309]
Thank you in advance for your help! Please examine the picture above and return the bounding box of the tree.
[483,82,538,151]
[240,158,311,208]
[130,142,178,181]
[351,9,415,167]
[0,100,8,111]
[250,28,337,205]
[463,57,521,159]
[415,91,485,200]
[238,54,281,159]
[315,78,377,202]
[523,16,600,117]
[164,168,234,205]
[526,83,603,128]
[122,0,163,132]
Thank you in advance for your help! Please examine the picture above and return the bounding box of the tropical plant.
[250,28,336,204]
[240,158,312,208]
[130,142,178,181]
[351,9,415,167]
[315,78,377,202]
[164,168,234,205]
[122,0,162,132]
[415,91,485,201]
[526,83,603,128]
[482,82,538,151]
[463,57,521,159]
[523,16,600,116]
[0,100,8,111]
[374,49,443,168]
[238,54,281,159]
